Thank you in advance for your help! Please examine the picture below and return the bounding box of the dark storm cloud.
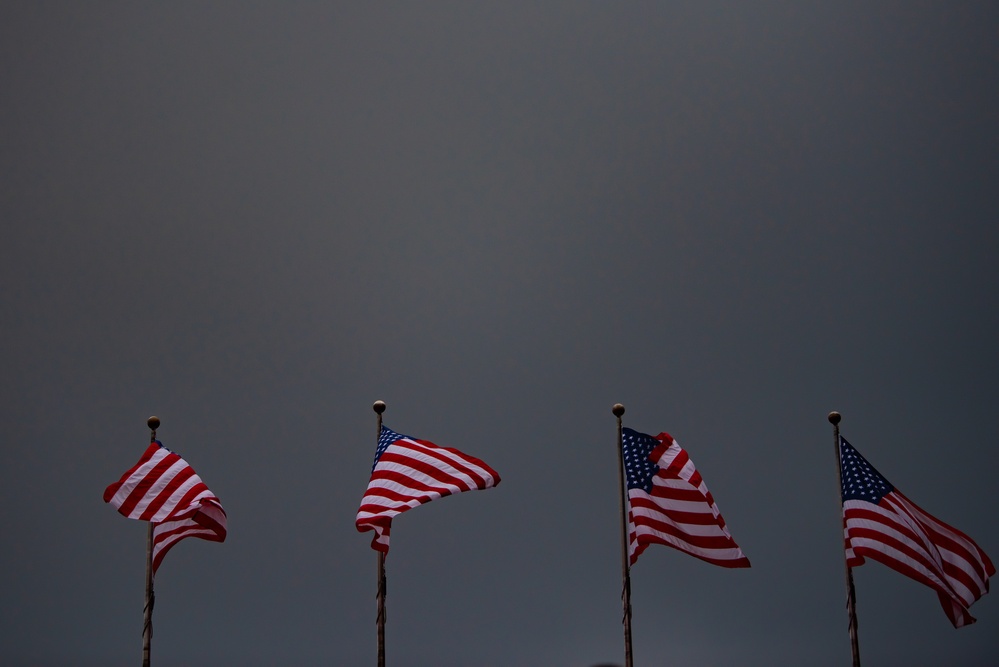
[2,3,998,665]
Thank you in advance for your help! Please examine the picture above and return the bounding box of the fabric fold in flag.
[622,428,749,568]
[356,425,501,554]
[840,437,993,628]
[104,441,227,574]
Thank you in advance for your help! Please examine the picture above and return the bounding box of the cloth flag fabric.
[621,428,750,568]
[840,437,993,627]
[104,441,227,574]
[356,425,501,554]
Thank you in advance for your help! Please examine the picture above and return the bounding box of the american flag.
[622,428,749,568]
[840,437,994,627]
[356,425,501,554]
[104,441,227,574]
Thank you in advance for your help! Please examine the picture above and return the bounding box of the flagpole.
[142,416,159,667]
[613,403,634,667]
[373,400,387,667]
[829,411,860,667]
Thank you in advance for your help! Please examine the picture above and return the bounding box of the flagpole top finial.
[147,416,160,431]
[612,403,625,417]
[373,400,386,415]
[827,411,841,425]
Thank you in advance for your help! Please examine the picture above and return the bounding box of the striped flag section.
[104,441,227,574]
[840,437,993,627]
[622,428,750,568]
[356,425,501,554]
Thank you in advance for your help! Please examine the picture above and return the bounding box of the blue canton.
[372,425,409,472]
[840,437,894,503]
[621,427,661,493]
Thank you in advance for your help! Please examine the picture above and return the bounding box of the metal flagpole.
[372,400,387,667]
[613,403,634,667]
[828,411,861,667]
[142,416,159,667]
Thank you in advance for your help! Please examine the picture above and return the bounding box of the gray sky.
[2,3,998,666]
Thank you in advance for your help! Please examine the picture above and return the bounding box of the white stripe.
[881,503,985,605]
[880,495,950,571]
[845,501,951,593]
[845,498,950,580]
[630,509,731,538]
[128,458,191,518]
[646,479,725,520]
[356,497,421,515]
[148,482,212,523]
[892,495,988,595]
[386,442,483,490]
[847,532,953,594]
[638,492,724,517]
[109,448,173,511]
[631,524,747,562]
[364,473,462,501]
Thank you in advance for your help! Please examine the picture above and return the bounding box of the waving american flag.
[356,425,501,554]
[104,441,227,574]
[622,428,749,568]
[840,437,993,627]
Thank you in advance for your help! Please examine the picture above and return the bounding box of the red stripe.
[854,545,972,624]
[845,506,927,551]
[632,532,750,568]
[392,441,497,485]
[162,482,211,521]
[660,448,689,476]
[648,485,708,502]
[897,491,996,573]
[407,439,499,487]
[150,499,228,574]
[846,503,985,600]
[630,497,722,527]
[117,451,181,518]
[358,484,433,507]
[846,510,943,569]
[138,466,196,521]
[368,467,462,497]
[878,497,989,600]
[848,524,947,586]
[103,444,159,502]
[355,513,393,553]
[376,452,475,491]
[934,535,990,588]
[356,515,392,532]
[846,524,985,609]
[154,522,221,545]
[892,494,994,583]
[634,514,744,550]
[155,520,226,545]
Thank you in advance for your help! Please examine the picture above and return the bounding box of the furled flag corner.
[622,428,749,568]
[104,440,227,574]
[355,425,501,554]
[840,437,994,628]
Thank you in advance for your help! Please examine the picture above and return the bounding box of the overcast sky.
[2,3,998,666]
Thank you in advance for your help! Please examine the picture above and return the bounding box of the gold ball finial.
[373,400,386,415]
[827,411,841,425]
[147,416,160,431]
[612,403,625,417]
